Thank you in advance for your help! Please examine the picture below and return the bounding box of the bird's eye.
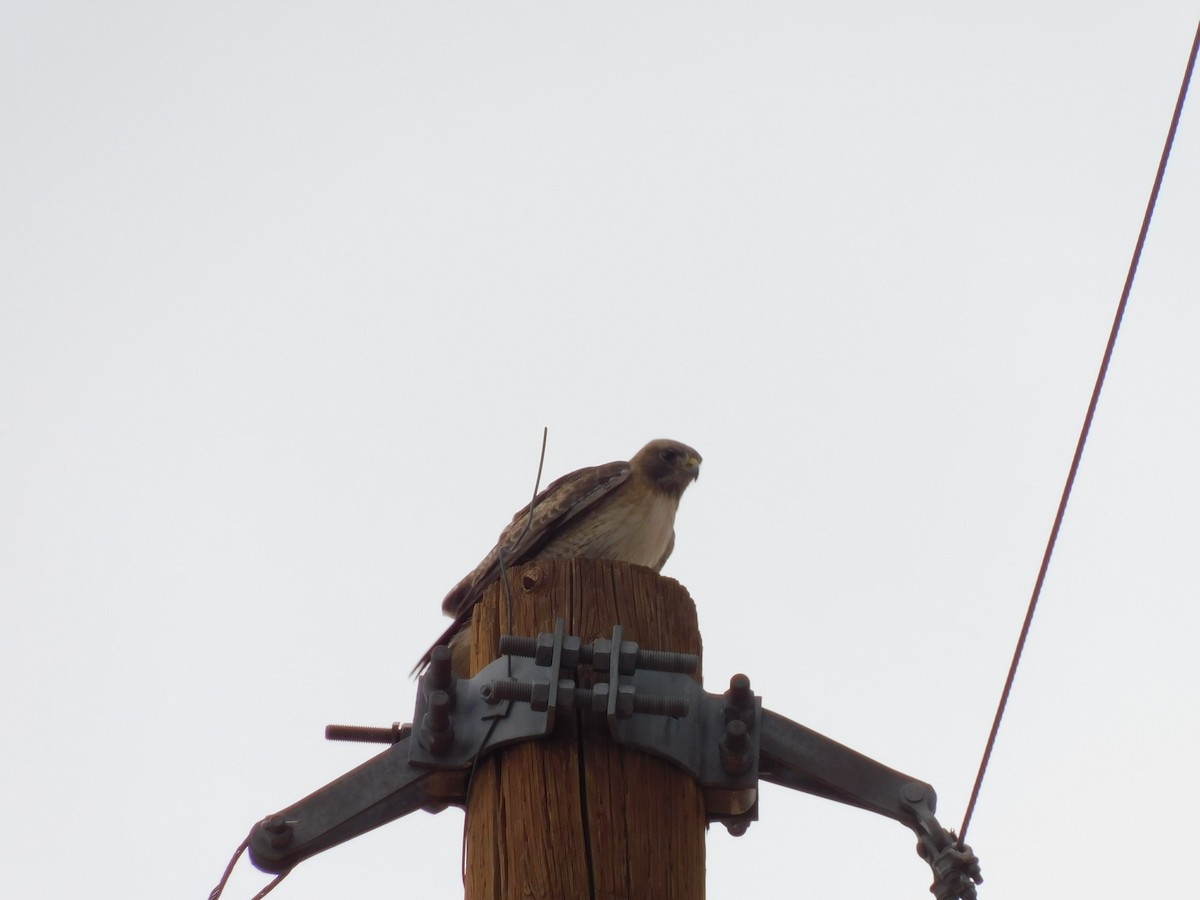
[658,448,679,463]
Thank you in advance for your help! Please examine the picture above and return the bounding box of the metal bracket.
[491,622,760,833]
[901,783,984,900]
[246,619,982,898]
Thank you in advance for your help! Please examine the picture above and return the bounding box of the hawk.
[415,439,701,673]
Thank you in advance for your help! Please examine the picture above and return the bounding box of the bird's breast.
[538,488,679,571]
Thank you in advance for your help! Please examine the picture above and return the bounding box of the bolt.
[557,680,578,710]
[588,683,610,713]
[725,719,748,751]
[325,722,407,744]
[427,645,454,692]
[428,691,451,730]
[535,632,555,666]
[498,635,538,658]
[727,674,752,706]
[560,635,581,670]
[635,647,699,674]
[632,691,690,718]
[721,719,752,774]
[596,639,697,675]
[499,631,581,671]
[615,684,636,718]
[618,640,639,675]
[420,690,454,755]
[724,674,755,725]
[572,684,690,718]
[591,638,614,673]
[263,814,293,849]
[481,678,534,704]
[498,629,696,674]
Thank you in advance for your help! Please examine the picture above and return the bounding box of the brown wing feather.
[439,459,632,618]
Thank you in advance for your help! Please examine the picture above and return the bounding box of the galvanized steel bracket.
[245,618,982,899]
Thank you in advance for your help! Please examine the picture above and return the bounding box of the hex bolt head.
[263,814,293,849]
[615,684,636,719]
[591,638,613,673]
[558,680,577,710]
[618,640,639,675]
[535,632,555,666]
[560,635,581,670]
[590,682,610,713]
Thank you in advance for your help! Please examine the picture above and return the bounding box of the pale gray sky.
[3,4,1199,898]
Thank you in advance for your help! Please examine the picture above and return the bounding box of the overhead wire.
[959,18,1200,844]
[207,833,292,900]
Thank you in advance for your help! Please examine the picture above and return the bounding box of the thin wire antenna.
[497,426,550,672]
[959,19,1200,844]
[458,429,550,883]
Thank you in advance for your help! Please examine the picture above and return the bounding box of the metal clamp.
[246,619,982,898]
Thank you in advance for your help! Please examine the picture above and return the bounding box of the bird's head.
[634,439,702,496]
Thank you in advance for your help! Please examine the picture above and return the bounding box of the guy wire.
[959,19,1200,844]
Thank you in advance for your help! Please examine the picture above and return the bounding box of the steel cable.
[960,19,1200,843]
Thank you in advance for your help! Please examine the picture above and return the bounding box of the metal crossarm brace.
[757,710,982,899]
[248,645,558,873]
[246,620,982,899]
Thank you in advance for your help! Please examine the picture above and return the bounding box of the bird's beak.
[686,455,701,481]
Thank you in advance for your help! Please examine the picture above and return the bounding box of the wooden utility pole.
[464,558,706,900]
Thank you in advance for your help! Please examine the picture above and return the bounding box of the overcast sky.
[3,4,1199,898]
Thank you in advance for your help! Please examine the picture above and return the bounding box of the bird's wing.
[439,459,632,618]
